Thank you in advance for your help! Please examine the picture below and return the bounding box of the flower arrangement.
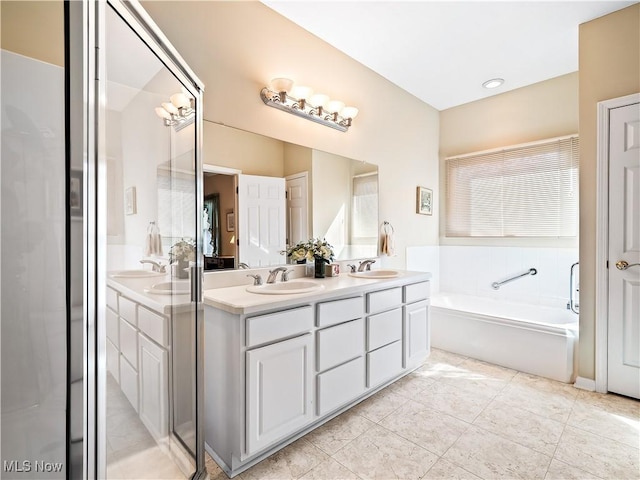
[286,238,334,263]
[168,238,196,264]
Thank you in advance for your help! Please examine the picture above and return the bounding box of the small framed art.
[416,186,433,215]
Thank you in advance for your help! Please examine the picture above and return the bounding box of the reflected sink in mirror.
[145,281,190,295]
[110,270,166,278]
[349,270,400,279]
[246,281,324,295]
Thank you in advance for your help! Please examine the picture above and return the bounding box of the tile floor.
[106,374,187,480]
[206,349,640,480]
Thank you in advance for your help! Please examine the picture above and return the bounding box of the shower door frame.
[73,0,207,477]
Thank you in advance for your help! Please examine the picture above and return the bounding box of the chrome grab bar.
[569,262,579,314]
[491,268,537,290]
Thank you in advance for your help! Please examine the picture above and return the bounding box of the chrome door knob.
[616,260,640,270]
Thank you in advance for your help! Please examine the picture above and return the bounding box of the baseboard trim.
[574,376,596,391]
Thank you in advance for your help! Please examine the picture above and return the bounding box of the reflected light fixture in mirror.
[155,89,195,127]
[260,77,358,132]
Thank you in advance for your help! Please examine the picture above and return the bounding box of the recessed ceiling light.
[482,78,504,89]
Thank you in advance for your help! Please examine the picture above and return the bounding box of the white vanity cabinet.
[204,271,431,478]
[105,284,171,442]
[403,281,431,368]
[246,333,314,455]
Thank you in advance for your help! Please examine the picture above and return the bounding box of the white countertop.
[203,270,431,315]
[106,273,192,315]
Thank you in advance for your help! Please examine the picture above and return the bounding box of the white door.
[285,173,309,247]
[237,174,286,267]
[246,334,313,456]
[608,101,640,399]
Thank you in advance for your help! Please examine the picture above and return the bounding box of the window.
[446,137,579,237]
[352,172,378,243]
[157,171,196,241]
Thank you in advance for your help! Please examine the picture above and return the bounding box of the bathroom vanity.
[105,274,196,454]
[203,270,431,477]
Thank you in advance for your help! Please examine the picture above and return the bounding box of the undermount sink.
[246,280,325,295]
[349,270,400,279]
[145,281,190,295]
[110,270,165,278]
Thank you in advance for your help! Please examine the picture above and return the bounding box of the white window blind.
[352,173,378,243]
[157,173,196,241]
[446,137,579,237]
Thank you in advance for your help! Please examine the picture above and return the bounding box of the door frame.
[595,92,640,394]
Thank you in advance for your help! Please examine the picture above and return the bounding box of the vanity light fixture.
[155,90,195,128]
[482,78,504,89]
[260,78,358,132]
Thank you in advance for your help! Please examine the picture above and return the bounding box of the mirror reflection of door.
[102,3,201,478]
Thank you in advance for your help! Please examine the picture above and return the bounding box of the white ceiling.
[263,1,636,110]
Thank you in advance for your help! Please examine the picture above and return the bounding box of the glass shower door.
[100,2,203,478]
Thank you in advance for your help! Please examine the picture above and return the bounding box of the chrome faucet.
[358,259,376,272]
[238,262,250,269]
[266,266,289,284]
[281,269,293,282]
[140,259,166,273]
[247,274,263,286]
[347,264,357,273]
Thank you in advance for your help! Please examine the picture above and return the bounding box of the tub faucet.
[358,259,376,272]
[266,266,289,284]
[140,259,166,273]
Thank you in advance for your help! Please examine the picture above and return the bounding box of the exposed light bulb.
[291,85,313,100]
[341,106,359,119]
[154,107,171,120]
[170,92,190,109]
[270,77,294,94]
[162,102,179,115]
[310,94,329,109]
[327,100,345,114]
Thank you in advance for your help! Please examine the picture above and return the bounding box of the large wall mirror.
[194,121,379,269]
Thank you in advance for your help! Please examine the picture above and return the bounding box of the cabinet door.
[246,333,313,456]
[404,300,430,368]
[138,333,168,441]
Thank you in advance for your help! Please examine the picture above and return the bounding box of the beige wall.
[439,73,579,247]
[204,121,284,177]
[0,1,64,66]
[143,1,440,269]
[578,4,640,381]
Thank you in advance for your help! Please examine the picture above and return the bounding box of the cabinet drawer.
[120,355,138,412]
[106,338,119,384]
[106,307,119,347]
[106,287,118,312]
[119,318,138,367]
[246,306,313,348]
[367,340,402,388]
[138,306,168,347]
[119,297,137,326]
[317,356,365,416]
[367,287,402,314]
[367,308,402,351]
[317,318,364,372]
[316,296,363,328]
[404,281,430,304]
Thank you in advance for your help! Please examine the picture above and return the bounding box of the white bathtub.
[430,293,578,383]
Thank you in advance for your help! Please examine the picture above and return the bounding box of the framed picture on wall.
[226,212,235,232]
[416,186,433,215]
